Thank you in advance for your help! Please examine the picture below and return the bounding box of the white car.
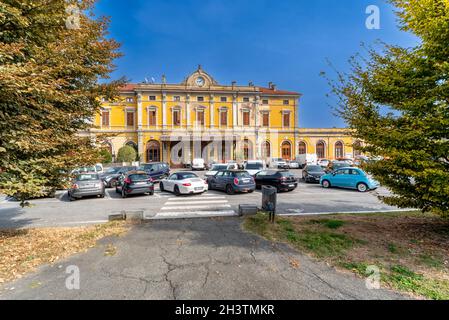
[243,160,265,176]
[191,158,206,170]
[318,159,330,168]
[205,163,239,177]
[159,172,208,195]
[269,158,289,169]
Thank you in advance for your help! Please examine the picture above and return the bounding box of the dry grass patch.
[244,211,449,300]
[0,222,129,284]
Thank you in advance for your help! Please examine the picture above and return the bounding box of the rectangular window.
[149,95,156,101]
[173,110,181,126]
[126,111,135,127]
[283,112,290,127]
[262,99,269,105]
[220,110,227,126]
[197,110,205,126]
[101,110,110,127]
[148,110,156,126]
[243,97,250,102]
[173,96,181,102]
[220,97,227,102]
[243,111,250,126]
[197,96,204,102]
[262,112,269,127]
[283,100,290,105]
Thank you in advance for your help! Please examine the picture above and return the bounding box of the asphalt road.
[0,218,407,300]
[0,169,401,229]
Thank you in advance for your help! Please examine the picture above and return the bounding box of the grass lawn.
[243,211,449,300]
[0,222,129,284]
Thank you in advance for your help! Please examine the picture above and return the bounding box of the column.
[232,94,238,127]
[186,94,190,129]
[137,93,144,161]
[162,92,167,130]
[255,96,260,159]
[209,94,214,128]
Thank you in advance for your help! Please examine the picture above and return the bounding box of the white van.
[191,158,206,170]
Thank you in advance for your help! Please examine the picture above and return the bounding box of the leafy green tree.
[0,0,122,204]
[99,149,113,164]
[116,146,137,163]
[327,0,449,216]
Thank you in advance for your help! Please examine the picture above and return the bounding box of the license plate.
[242,179,250,183]
[194,187,203,191]
[135,182,146,185]
[289,184,295,187]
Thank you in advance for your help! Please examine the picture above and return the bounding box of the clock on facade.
[195,77,205,87]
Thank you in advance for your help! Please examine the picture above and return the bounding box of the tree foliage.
[0,0,123,203]
[328,0,449,216]
[116,146,137,163]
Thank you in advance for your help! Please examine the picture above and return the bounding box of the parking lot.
[0,169,401,229]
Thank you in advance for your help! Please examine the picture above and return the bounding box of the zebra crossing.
[151,192,238,219]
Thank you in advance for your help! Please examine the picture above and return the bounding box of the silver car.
[68,173,105,201]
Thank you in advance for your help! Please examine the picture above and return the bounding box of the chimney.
[268,82,273,88]
[271,84,277,91]
[249,81,254,87]
[231,81,236,88]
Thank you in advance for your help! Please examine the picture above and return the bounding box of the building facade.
[92,66,361,165]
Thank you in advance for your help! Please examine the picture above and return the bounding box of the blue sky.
[95,0,418,128]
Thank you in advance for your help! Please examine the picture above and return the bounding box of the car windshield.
[278,171,294,177]
[129,174,148,181]
[140,164,156,171]
[211,165,227,171]
[246,163,263,169]
[177,173,198,180]
[233,171,252,178]
[76,174,99,181]
[105,167,120,174]
[307,165,323,172]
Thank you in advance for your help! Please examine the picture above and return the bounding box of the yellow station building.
[92,66,361,165]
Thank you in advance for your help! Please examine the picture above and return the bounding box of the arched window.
[243,139,253,160]
[298,141,307,155]
[146,140,160,162]
[281,141,292,160]
[316,141,326,159]
[335,141,344,159]
[261,141,271,159]
[353,141,362,158]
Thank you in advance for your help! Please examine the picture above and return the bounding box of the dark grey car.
[302,165,326,183]
[68,173,105,201]
[100,166,136,188]
[207,170,256,195]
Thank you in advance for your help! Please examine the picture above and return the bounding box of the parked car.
[317,159,330,168]
[68,173,105,201]
[269,158,289,169]
[302,165,326,183]
[254,170,298,192]
[325,161,352,173]
[100,166,136,188]
[115,171,154,198]
[160,172,208,196]
[191,158,206,171]
[288,160,301,169]
[138,162,170,180]
[243,160,265,176]
[207,170,256,195]
[320,167,379,192]
[336,158,354,165]
[205,163,239,177]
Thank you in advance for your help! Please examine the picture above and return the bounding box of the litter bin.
[262,185,277,222]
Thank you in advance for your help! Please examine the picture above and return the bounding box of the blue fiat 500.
[320,167,379,192]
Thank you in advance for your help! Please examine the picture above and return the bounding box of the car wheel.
[121,189,127,198]
[226,184,235,195]
[149,190,154,196]
[322,180,331,188]
[357,183,368,193]
[174,185,181,196]
[100,193,105,198]
[110,179,118,188]
[248,189,254,193]
[159,182,164,192]
[69,195,76,202]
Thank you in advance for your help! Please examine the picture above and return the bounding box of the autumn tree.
[0,0,123,203]
[328,0,449,216]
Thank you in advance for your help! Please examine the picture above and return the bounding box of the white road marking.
[161,204,232,210]
[164,200,229,205]
[166,196,226,201]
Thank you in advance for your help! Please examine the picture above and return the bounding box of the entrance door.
[146,140,160,162]
[281,142,292,160]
